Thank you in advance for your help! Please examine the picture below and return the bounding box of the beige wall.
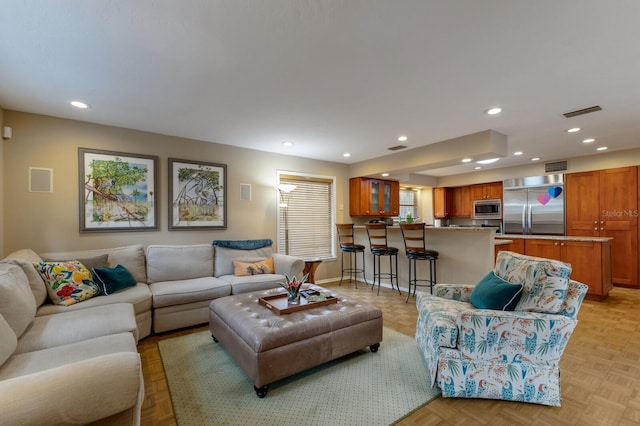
[2,111,352,280]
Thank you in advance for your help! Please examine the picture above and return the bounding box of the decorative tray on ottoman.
[258,290,338,315]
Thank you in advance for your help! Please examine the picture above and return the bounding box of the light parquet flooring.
[138,282,640,426]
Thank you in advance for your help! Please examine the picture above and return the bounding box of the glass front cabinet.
[349,177,400,216]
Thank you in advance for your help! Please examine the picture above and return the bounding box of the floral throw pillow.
[232,258,275,276]
[33,261,100,306]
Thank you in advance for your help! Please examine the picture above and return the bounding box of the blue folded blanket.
[212,239,273,250]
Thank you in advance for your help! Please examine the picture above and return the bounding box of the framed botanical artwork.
[79,148,159,232]
[169,158,227,230]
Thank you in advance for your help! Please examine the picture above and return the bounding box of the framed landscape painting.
[169,158,227,230]
[79,148,158,232]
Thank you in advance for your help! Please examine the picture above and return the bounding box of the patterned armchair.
[415,251,588,406]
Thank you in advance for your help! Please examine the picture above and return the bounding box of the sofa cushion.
[2,249,48,307]
[146,244,214,283]
[214,246,275,277]
[36,282,152,317]
[75,254,109,271]
[0,263,37,338]
[40,245,147,284]
[470,271,523,311]
[0,332,136,380]
[149,277,230,308]
[92,265,137,295]
[494,251,571,314]
[222,274,287,294]
[0,314,18,367]
[33,261,101,306]
[14,303,138,354]
[233,257,275,276]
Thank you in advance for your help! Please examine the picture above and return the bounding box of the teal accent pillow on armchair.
[470,271,523,311]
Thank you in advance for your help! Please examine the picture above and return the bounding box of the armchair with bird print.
[415,251,588,406]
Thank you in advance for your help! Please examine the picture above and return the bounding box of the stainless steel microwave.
[473,199,502,219]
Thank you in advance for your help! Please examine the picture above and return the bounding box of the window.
[277,172,335,259]
[399,189,417,219]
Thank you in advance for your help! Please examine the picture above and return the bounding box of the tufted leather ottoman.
[208,285,383,397]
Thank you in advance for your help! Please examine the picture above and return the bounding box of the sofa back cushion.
[40,245,147,284]
[2,249,48,307]
[214,245,275,278]
[146,244,214,283]
[0,314,17,367]
[494,251,571,314]
[0,263,37,337]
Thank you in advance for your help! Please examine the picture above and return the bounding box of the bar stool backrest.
[365,223,390,250]
[400,223,426,252]
[336,224,356,248]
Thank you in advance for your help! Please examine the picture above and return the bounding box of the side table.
[302,257,323,284]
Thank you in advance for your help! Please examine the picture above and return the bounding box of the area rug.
[158,327,439,425]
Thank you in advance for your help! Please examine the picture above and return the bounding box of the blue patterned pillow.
[470,271,523,311]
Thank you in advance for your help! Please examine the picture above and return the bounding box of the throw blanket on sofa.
[212,239,273,250]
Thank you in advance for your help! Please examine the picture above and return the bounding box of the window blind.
[278,175,334,259]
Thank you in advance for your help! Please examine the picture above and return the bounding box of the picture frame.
[169,158,227,230]
[79,148,159,232]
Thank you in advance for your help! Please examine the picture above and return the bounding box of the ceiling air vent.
[545,161,567,173]
[563,105,602,118]
[387,145,408,151]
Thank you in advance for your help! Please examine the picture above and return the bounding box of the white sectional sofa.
[147,241,304,332]
[0,239,304,425]
[0,262,143,425]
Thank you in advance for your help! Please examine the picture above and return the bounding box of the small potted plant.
[279,273,309,304]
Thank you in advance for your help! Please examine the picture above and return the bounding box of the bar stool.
[400,223,439,302]
[336,224,368,288]
[365,222,401,296]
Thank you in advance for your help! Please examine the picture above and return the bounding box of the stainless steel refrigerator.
[502,174,565,235]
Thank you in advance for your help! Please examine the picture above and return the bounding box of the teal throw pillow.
[470,271,523,311]
[92,264,137,295]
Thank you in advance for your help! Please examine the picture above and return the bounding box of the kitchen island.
[353,225,496,293]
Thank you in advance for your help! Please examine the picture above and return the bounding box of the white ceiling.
[1,1,640,177]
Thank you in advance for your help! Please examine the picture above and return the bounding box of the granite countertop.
[494,239,513,246]
[354,225,498,231]
[497,234,613,242]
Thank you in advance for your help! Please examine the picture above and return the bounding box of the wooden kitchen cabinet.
[433,187,451,218]
[450,186,471,217]
[471,181,503,201]
[524,238,612,301]
[349,177,399,216]
[566,167,638,287]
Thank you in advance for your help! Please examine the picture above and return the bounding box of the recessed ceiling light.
[71,101,89,109]
[474,166,482,170]
[343,152,351,158]
[381,173,389,177]
[597,146,608,151]
[282,141,293,147]
[461,158,472,163]
[486,107,502,115]
[513,151,523,156]
[567,127,581,133]
[477,158,499,164]
[531,157,541,161]
[397,135,408,142]
[582,138,596,143]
